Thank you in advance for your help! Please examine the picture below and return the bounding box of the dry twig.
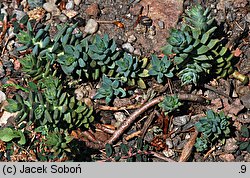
[95,123,115,134]
[106,94,205,146]
[125,130,142,141]
[203,146,216,160]
[97,104,142,111]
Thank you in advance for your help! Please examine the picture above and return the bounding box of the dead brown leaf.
[179,130,198,162]
[223,98,245,115]
[232,48,242,57]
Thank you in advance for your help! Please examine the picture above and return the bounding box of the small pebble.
[144,132,154,143]
[172,135,181,147]
[165,138,173,149]
[84,19,99,34]
[74,0,82,6]
[241,93,250,109]
[133,48,142,56]
[245,13,250,23]
[158,20,165,29]
[219,154,235,162]
[0,8,7,16]
[244,153,250,162]
[45,13,51,20]
[127,34,137,43]
[0,90,6,103]
[114,112,126,123]
[62,10,78,18]
[224,138,239,153]
[177,140,187,150]
[85,3,101,17]
[58,14,68,23]
[13,10,26,21]
[173,115,190,126]
[162,149,174,158]
[43,2,58,13]
[232,90,238,98]
[122,43,134,53]
[66,0,74,10]
[148,26,156,36]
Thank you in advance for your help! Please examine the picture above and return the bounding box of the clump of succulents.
[194,110,231,152]
[162,4,249,85]
[184,4,214,31]
[19,54,51,81]
[105,137,151,162]
[16,21,51,52]
[158,95,182,115]
[5,75,95,130]
[148,55,174,83]
[94,75,126,104]
[194,137,208,152]
[237,125,250,153]
[116,52,149,88]
[34,126,75,160]
[87,34,121,80]
[39,23,86,77]
[178,62,203,86]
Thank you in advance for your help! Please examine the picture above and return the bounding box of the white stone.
[43,2,58,13]
[122,43,134,53]
[162,149,175,158]
[127,34,137,43]
[74,0,82,6]
[66,0,74,10]
[173,115,190,126]
[84,19,99,34]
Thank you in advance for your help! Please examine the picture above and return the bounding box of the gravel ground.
[0,0,249,162]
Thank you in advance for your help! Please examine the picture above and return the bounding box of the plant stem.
[231,70,249,85]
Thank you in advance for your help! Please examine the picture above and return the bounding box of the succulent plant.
[195,110,230,144]
[184,4,214,32]
[178,62,203,86]
[34,126,74,160]
[162,5,249,85]
[16,21,51,52]
[44,128,73,156]
[5,76,95,130]
[148,55,174,83]
[39,23,86,77]
[158,95,182,115]
[87,34,121,80]
[194,137,208,152]
[19,54,51,81]
[116,52,149,88]
[94,75,126,104]
[238,125,250,153]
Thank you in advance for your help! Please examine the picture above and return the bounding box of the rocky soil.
[0,0,249,162]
